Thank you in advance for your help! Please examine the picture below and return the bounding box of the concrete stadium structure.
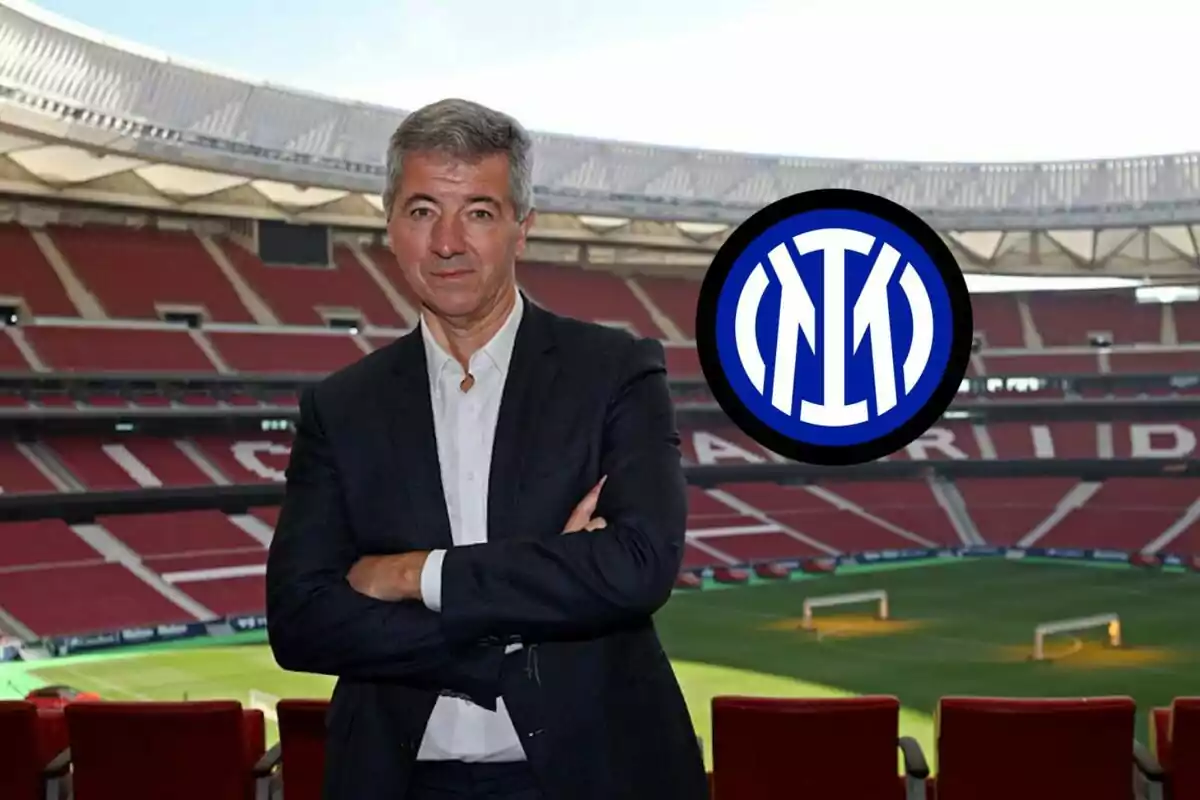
[2,0,1200,279]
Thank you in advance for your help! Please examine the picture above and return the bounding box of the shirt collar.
[420,291,524,383]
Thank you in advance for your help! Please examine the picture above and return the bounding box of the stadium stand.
[4,3,1200,796]
[8,221,1200,385]
[0,217,1190,631]
[215,240,405,328]
[3,229,1194,794]
[5,417,1200,640]
[517,262,671,338]
[0,224,80,318]
[47,225,257,324]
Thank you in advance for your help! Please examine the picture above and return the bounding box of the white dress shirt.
[415,292,527,763]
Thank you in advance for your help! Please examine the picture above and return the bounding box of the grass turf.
[657,557,1200,748]
[4,558,1200,769]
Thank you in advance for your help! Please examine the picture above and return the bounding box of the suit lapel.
[487,301,559,542]
[378,330,453,550]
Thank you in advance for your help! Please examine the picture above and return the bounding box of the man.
[265,98,708,800]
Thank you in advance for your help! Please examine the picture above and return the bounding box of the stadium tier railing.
[7,394,1200,438]
[2,369,1200,432]
[3,368,1197,395]
[2,458,1200,523]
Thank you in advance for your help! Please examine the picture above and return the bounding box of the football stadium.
[1,0,1200,798]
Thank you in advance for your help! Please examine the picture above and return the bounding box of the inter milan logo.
[696,189,973,466]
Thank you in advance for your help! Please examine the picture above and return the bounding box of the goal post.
[1033,613,1122,661]
[248,689,280,722]
[801,589,889,629]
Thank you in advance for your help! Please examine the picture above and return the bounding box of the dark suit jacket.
[265,298,708,800]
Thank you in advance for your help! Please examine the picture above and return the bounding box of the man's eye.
[469,209,493,220]
[410,207,433,218]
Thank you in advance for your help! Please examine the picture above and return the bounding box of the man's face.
[387,151,531,322]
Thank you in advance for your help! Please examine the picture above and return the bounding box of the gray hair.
[383,98,534,221]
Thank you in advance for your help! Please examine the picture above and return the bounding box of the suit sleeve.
[437,337,687,644]
[266,386,504,707]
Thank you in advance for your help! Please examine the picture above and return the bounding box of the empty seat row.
[10,324,1200,379]
[0,699,270,800]
[0,324,705,377]
[5,695,1199,799]
[1,472,1199,642]
[12,224,1200,361]
[11,223,1200,348]
[714,694,1180,800]
[1,225,678,338]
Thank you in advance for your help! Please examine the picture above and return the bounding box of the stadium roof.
[2,0,1200,279]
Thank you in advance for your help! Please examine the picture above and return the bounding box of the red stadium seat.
[1150,706,1171,764]
[1148,697,1200,799]
[0,702,71,800]
[710,567,749,585]
[64,700,274,800]
[930,696,1161,800]
[274,699,332,800]
[711,695,928,799]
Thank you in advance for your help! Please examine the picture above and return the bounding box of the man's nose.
[430,214,467,257]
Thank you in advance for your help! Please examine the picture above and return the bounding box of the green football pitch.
[5,557,1200,769]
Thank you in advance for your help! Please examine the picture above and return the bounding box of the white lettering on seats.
[232,441,291,482]
[904,427,968,460]
[1129,424,1196,459]
[691,431,767,465]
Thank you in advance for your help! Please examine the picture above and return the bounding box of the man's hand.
[563,475,608,534]
[347,551,429,601]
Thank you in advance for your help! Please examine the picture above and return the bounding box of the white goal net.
[801,589,889,630]
[1032,613,1122,661]
[248,689,280,722]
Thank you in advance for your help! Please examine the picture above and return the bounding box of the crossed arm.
[428,336,687,644]
[265,388,505,706]
[266,337,686,693]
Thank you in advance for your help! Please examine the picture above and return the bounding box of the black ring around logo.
[695,188,974,467]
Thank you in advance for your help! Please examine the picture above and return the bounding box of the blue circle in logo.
[711,207,957,449]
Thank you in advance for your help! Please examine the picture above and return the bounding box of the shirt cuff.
[420,549,446,612]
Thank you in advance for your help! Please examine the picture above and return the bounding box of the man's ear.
[514,208,537,258]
